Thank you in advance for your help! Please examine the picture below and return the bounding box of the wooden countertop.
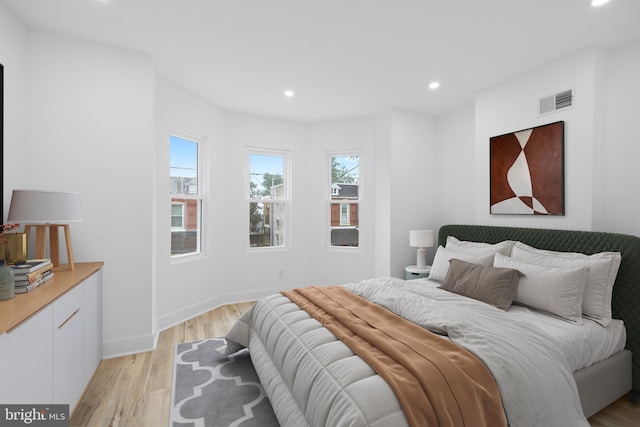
[0,261,104,334]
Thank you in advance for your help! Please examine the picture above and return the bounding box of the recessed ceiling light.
[591,0,610,6]
[428,82,440,90]
[284,90,295,98]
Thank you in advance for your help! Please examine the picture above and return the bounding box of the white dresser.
[0,262,103,414]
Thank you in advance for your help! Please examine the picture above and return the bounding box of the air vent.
[538,89,574,115]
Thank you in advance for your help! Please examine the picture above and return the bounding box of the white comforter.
[226,277,590,427]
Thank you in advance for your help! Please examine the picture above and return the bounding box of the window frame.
[247,147,291,251]
[327,150,361,251]
[169,128,207,261]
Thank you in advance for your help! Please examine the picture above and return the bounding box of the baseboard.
[103,331,158,359]
[155,287,283,334]
[102,287,285,358]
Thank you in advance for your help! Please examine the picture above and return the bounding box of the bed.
[225,224,639,426]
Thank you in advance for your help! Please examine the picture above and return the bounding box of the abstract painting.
[490,121,564,215]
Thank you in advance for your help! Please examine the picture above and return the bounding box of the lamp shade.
[409,230,434,248]
[7,190,83,223]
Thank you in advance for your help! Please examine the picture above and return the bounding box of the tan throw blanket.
[282,286,507,427]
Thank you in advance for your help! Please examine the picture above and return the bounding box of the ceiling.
[4,0,640,122]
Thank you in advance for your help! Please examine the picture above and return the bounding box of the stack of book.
[10,259,54,294]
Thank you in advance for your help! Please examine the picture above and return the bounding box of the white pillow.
[493,253,587,324]
[428,246,495,282]
[446,236,515,256]
[511,242,621,326]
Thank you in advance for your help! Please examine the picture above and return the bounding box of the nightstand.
[405,265,431,280]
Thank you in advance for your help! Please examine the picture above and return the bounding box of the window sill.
[170,251,206,265]
[327,246,361,253]
[248,246,288,253]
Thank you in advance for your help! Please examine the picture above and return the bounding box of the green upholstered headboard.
[438,224,640,392]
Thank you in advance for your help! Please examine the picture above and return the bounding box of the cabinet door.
[52,285,84,411]
[83,269,103,383]
[0,305,53,404]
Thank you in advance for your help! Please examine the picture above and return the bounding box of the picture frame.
[490,121,564,215]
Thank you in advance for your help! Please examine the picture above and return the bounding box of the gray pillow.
[440,258,519,309]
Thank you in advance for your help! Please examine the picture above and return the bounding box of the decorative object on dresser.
[0,223,21,256]
[0,261,15,301]
[409,229,434,269]
[7,190,83,271]
[490,121,564,215]
[11,259,54,293]
[0,232,27,264]
[0,223,21,300]
[9,258,51,274]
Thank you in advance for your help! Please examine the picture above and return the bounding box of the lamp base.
[25,224,75,271]
[416,248,427,270]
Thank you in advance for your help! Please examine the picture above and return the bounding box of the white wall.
[0,2,26,218]
[154,89,436,335]
[373,112,392,277]
[431,48,605,236]
[154,89,387,329]
[22,30,156,357]
[435,45,640,240]
[222,112,311,293]
[604,39,640,236]
[372,110,438,279]
[1,12,158,357]
[388,110,438,278]
[155,91,317,330]
[590,50,609,231]
[154,78,227,330]
[475,48,604,231]
[434,103,476,229]
[306,116,377,284]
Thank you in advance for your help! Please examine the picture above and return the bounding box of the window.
[249,150,288,249]
[329,154,360,248]
[170,132,204,257]
[340,204,350,225]
[171,202,185,229]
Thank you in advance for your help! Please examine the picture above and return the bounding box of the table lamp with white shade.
[409,230,434,270]
[7,190,83,271]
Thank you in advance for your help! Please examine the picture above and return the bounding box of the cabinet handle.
[58,308,80,330]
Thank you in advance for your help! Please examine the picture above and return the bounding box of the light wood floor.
[70,302,256,427]
[71,302,639,426]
